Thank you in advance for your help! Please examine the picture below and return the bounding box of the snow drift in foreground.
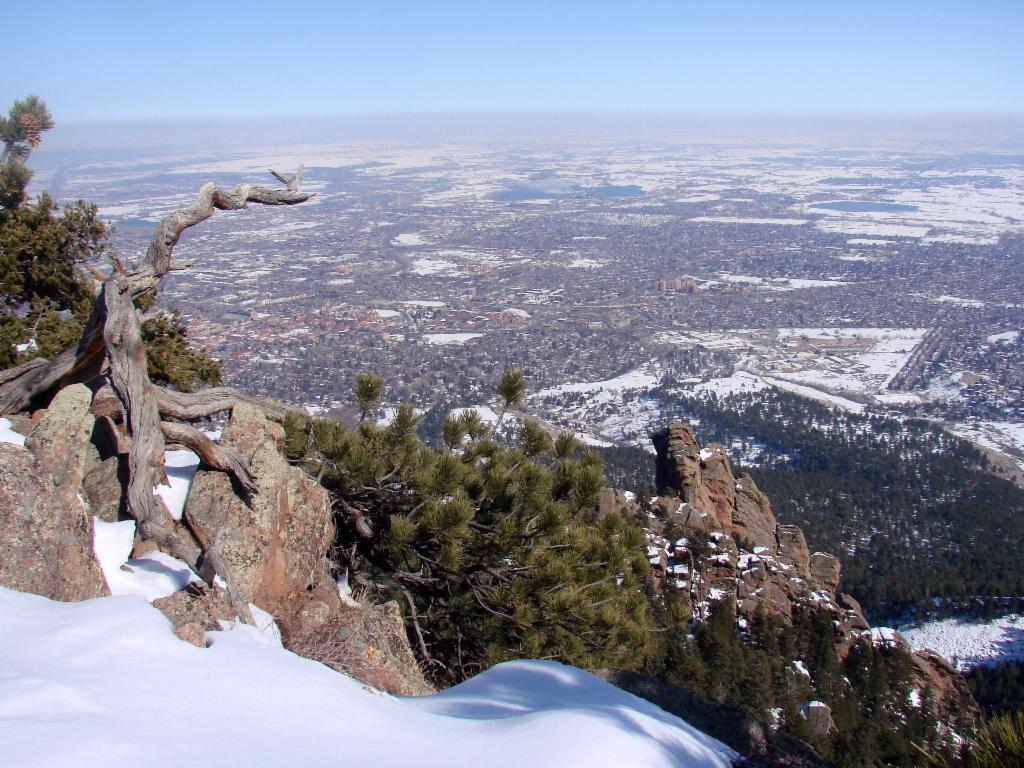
[0,587,733,768]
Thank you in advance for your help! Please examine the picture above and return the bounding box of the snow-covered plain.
[423,332,484,345]
[532,366,660,398]
[901,614,1024,671]
[0,587,735,768]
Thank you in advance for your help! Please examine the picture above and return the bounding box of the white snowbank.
[0,587,735,768]
[0,417,26,446]
[901,614,1024,671]
[92,518,202,601]
[153,449,200,521]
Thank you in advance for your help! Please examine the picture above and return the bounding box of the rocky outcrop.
[732,474,777,553]
[653,421,703,503]
[801,701,835,737]
[646,419,979,731]
[911,649,982,725]
[810,553,841,594]
[182,402,433,695]
[153,583,233,647]
[184,402,341,630]
[776,525,811,580]
[26,384,99,491]
[0,386,109,601]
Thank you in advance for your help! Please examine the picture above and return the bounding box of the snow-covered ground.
[0,587,735,768]
[901,614,1024,671]
[532,365,660,398]
[0,417,25,446]
[93,518,201,601]
[153,449,200,521]
[687,216,808,225]
[423,332,484,345]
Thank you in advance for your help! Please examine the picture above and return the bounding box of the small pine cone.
[18,112,41,148]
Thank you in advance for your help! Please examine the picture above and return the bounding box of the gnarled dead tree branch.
[160,421,258,495]
[0,174,313,414]
[156,387,294,423]
[0,170,313,623]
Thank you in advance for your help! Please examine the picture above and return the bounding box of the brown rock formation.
[911,648,982,725]
[653,421,703,503]
[0,443,108,601]
[184,402,341,630]
[810,553,841,593]
[776,525,811,580]
[182,402,433,694]
[732,474,778,553]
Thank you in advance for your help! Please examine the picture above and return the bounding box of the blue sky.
[5,1,1023,120]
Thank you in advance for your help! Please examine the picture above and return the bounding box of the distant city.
[32,118,1024,476]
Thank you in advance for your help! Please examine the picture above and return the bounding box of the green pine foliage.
[286,371,655,683]
[968,662,1024,717]
[287,371,955,765]
[0,193,106,369]
[140,310,222,392]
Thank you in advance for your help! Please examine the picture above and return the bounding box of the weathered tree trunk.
[0,169,312,622]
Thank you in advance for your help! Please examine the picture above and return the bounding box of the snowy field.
[423,333,484,345]
[532,365,660,398]
[901,614,1024,671]
[0,587,734,768]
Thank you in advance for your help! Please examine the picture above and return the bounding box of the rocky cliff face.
[641,420,979,726]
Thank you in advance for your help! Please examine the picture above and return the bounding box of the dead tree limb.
[156,387,294,423]
[160,420,258,495]
[0,174,313,414]
[102,272,203,570]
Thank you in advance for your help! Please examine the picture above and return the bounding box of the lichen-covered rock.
[183,403,341,626]
[153,583,233,646]
[0,441,109,600]
[25,384,98,491]
[82,456,126,522]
